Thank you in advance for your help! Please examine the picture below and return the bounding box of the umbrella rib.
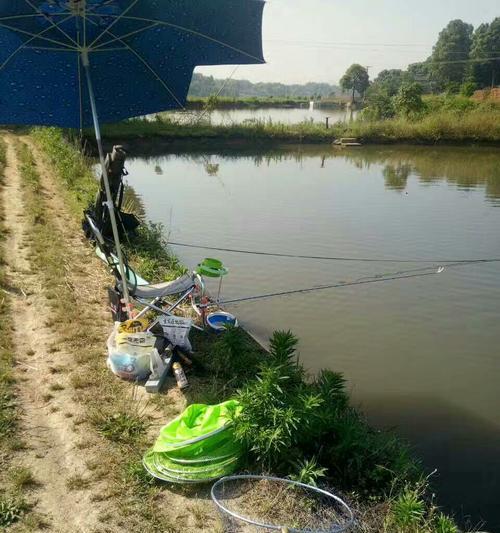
[0,14,76,72]
[98,15,265,64]
[0,13,70,21]
[111,40,186,108]
[87,0,142,49]
[91,22,161,50]
[84,15,186,109]
[0,21,76,50]
[22,0,79,47]
[23,46,81,51]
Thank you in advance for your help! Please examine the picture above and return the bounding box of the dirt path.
[0,132,220,533]
[1,134,114,533]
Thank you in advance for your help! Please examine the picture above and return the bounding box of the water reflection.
[383,163,412,191]
[128,144,500,203]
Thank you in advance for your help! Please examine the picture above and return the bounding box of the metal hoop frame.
[211,474,355,533]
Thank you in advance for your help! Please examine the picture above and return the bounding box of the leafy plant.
[290,457,327,487]
[434,513,459,533]
[201,325,263,389]
[394,83,425,118]
[269,330,298,362]
[0,495,26,527]
[389,485,426,530]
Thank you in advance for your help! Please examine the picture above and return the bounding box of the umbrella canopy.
[0,0,265,127]
[0,0,265,315]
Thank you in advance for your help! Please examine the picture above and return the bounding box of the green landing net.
[143,400,243,483]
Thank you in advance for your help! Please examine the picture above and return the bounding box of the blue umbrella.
[0,0,265,312]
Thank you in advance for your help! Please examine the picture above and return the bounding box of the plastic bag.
[107,323,154,381]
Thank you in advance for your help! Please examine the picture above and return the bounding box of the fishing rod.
[199,257,500,307]
[202,265,445,307]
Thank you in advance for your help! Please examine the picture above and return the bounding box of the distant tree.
[393,83,425,117]
[363,85,395,120]
[445,81,461,95]
[188,73,341,99]
[340,64,370,102]
[406,62,433,92]
[469,18,500,88]
[429,19,473,89]
[460,80,476,97]
[373,69,404,96]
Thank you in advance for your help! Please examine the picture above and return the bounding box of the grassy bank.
[186,96,313,109]
[98,97,500,146]
[31,127,462,532]
[15,136,187,531]
[0,137,15,454]
[0,138,27,528]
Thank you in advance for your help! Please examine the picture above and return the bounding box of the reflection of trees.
[332,146,500,202]
[383,163,411,191]
[122,186,146,221]
[129,145,500,203]
[204,162,219,176]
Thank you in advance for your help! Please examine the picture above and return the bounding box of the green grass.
[15,137,166,531]
[0,138,19,455]
[31,128,98,214]
[0,137,28,531]
[90,410,149,445]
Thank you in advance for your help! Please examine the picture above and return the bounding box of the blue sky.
[197,0,500,85]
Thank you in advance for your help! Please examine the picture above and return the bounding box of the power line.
[169,241,500,265]
[265,39,432,49]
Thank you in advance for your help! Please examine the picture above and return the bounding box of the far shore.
[94,114,500,150]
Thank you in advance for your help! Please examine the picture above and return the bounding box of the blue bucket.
[206,312,238,333]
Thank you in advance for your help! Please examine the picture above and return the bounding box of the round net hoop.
[211,475,354,532]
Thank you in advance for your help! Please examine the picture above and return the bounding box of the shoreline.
[96,135,500,155]
[0,127,466,532]
[95,113,500,148]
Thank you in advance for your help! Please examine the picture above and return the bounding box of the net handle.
[211,474,355,533]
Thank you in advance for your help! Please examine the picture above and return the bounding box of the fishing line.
[213,266,445,306]
[201,257,499,307]
[169,241,500,265]
[193,65,241,125]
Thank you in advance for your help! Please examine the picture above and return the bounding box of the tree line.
[188,73,340,99]
[340,16,500,101]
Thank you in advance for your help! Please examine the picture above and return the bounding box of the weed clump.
[0,495,27,528]
[91,410,149,445]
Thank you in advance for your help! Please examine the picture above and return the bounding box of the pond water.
[164,106,354,125]
[124,145,500,530]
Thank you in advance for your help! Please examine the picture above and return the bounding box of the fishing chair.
[83,145,140,241]
[84,213,205,327]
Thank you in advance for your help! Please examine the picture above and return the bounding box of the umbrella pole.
[81,51,132,319]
